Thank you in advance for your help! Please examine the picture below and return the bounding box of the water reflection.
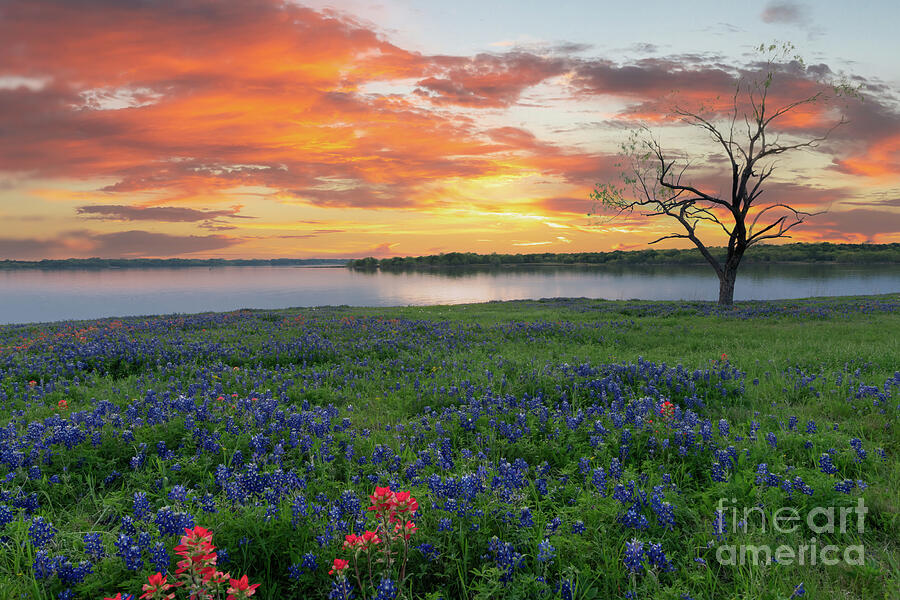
[0,263,898,324]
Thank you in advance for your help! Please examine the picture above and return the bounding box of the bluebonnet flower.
[154,507,194,536]
[519,507,534,528]
[544,516,562,536]
[196,492,217,513]
[0,504,15,530]
[711,461,728,482]
[415,543,440,562]
[120,515,137,535]
[130,453,145,470]
[133,492,151,520]
[560,578,573,600]
[591,467,607,496]
[619,504,649,530]
[849,438,866,461]
[168,485,188,504]
[114,533,143,571]
[646,541,674,572]
[374,577,398,600]
[137,531,152,552]
[749,420,760,441]
[300,551,317,572]
[806,420,817,434]
[291,494,309,528]
[537,538,556,563]
[571,520,586,534]
[712,510,728,540]
[437,517,453,532]
[609,458,622,480]
[578,457,591,478]
[818,453,838,475]
[652,498,676,529]
[33,550,56,579]
[623,538,644,573]
[150,541,169,574]
[54,558,93,586]
[487,537,525,583]
[103,470,121,486]
[834,479,856,494]
[28,516,56,547]
[329,578,354,600]
[83,532,104,561]
[791,475,814,496]
[790,582,806,598]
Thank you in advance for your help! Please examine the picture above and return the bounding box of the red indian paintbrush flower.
[368,486,393,513]
[139,572,175,600]
[226,574,260,600]
[390,491,418,516]
[328,558,349,575]
[394,519,418,540]
[659,401,675,419]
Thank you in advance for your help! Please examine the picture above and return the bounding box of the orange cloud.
[0,230,240,260]
[832,134,900,179]
[0,0,897,258]
[415,53,569,107]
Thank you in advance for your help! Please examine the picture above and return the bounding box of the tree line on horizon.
[0,257,347,270]
[2,242,896,271]
[349,242,900,270]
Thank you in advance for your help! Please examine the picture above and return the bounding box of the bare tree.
[592,45,858,304]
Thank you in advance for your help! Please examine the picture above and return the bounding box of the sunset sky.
[1,0,898,259]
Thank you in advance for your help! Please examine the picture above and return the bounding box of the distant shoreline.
[349,242,900,270]
[350,259,898,269]
[0,258,350,270]
[3,242,898,270]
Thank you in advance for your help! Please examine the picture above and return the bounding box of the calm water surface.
[1,264,898,324]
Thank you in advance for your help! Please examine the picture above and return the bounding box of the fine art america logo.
[713,497,867,566]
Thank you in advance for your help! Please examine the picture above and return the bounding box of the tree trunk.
[718,268,736,305]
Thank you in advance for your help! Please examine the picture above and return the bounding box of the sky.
[0,0,898,260]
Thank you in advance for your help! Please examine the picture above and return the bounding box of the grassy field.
[0,295,898,599]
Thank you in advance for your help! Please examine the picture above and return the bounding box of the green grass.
[0,294,897,599]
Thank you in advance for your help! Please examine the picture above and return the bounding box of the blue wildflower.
[537,538,556,563]
[28,516,56,548]
[646,541,674,572]
[374,578,398,600]
[818,453,838,475]
[623,538,644,573]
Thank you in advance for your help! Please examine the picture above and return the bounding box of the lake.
[1,263,898,324]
